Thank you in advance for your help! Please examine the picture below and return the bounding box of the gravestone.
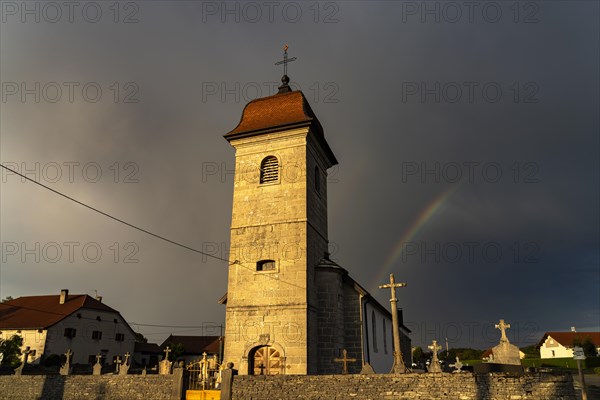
[450,356,463,373]
[221,362,238,400]
[427,340,443,373]
[59,349,73,375]
[490,319,521,365]
[141,366,147,376]
[159,346,172,375]
[114,356,122,374]
[93,353,103,375]
[119,352,131,375]
[14,347,31,376]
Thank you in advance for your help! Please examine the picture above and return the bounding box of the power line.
[0,164,230,263]
[0,163,307,290]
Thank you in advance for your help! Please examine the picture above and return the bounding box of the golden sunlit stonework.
[221,88,411,375]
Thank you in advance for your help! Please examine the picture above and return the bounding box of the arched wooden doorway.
[249,346,282,375]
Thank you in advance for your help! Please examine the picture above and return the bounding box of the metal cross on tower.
[379,273,408,373]
[274,44,297,93]
[275,44,297,77]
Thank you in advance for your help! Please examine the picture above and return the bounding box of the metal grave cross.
[333,349,357,374]
[274,44,297,77]
[163,346,171,360]
[495,319,511,342]
[379,273,408,373]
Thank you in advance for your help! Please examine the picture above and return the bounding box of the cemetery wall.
[0,374,176,400]
[232,372,577,400]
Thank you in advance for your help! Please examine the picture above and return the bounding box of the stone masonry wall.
[0,375,176,400]
[232,372,577,400]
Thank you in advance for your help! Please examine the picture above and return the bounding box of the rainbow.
[370,186,458,288]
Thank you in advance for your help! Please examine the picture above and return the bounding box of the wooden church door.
[251,346,281,375]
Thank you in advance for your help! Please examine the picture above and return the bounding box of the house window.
[64,328,77,338]
[371,311,378,353]
[260,156,279,184]
[88,355,96,365]
[315,166,321,194]
[115,333,125,342]
[383,319,387,354]
[92,331,103,340]
[551,350,555,357]
[257,260,276,271]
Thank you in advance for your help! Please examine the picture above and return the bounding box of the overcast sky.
[1,1,598,349]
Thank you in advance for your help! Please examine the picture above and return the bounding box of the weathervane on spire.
[275,44,297,93]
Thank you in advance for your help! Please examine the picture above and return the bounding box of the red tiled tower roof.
[224,90,337,165]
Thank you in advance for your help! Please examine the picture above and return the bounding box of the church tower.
[222,64,337,375]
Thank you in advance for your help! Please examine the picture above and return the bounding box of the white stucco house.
[0,289,136,365]
[537,331,600,359]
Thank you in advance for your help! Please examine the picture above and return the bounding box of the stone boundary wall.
[0,374,177,400]
[232,372,576,400]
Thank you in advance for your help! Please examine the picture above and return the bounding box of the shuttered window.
[260,156,279,184]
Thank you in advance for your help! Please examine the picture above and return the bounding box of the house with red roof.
[537,330,600,359]
[160,334,222,364]
[0,289,136,365]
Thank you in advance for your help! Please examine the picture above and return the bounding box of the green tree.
[134,332,148,343]
[520,345,539,359]
[1,296,13,303]
[0,335,23,368]
[165,342,185,361]
[573,337,598,357]
[412,346,424,362]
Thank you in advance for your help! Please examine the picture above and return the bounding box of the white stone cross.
[495,319,511,342]
[163,346,171,360]
[379,273,408,374]
[124,352,131,364]
[450,356,463,372]
[95,353,102,364]
[428,340,442,361]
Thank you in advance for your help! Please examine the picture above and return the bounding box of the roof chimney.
[59,289,69,304]
[571,326,576,332]
[95,296,103,303]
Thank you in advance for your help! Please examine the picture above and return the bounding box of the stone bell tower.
[222,61,337,375]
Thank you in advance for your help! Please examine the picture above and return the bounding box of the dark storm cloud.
[1,1,597,347]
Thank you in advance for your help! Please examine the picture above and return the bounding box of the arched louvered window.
[372,311,378,353]
[260,156,279,184]
[257,259,276,271]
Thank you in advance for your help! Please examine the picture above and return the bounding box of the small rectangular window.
[115,333,125,342]
[92,331,102,340]
[257,260,276,271]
